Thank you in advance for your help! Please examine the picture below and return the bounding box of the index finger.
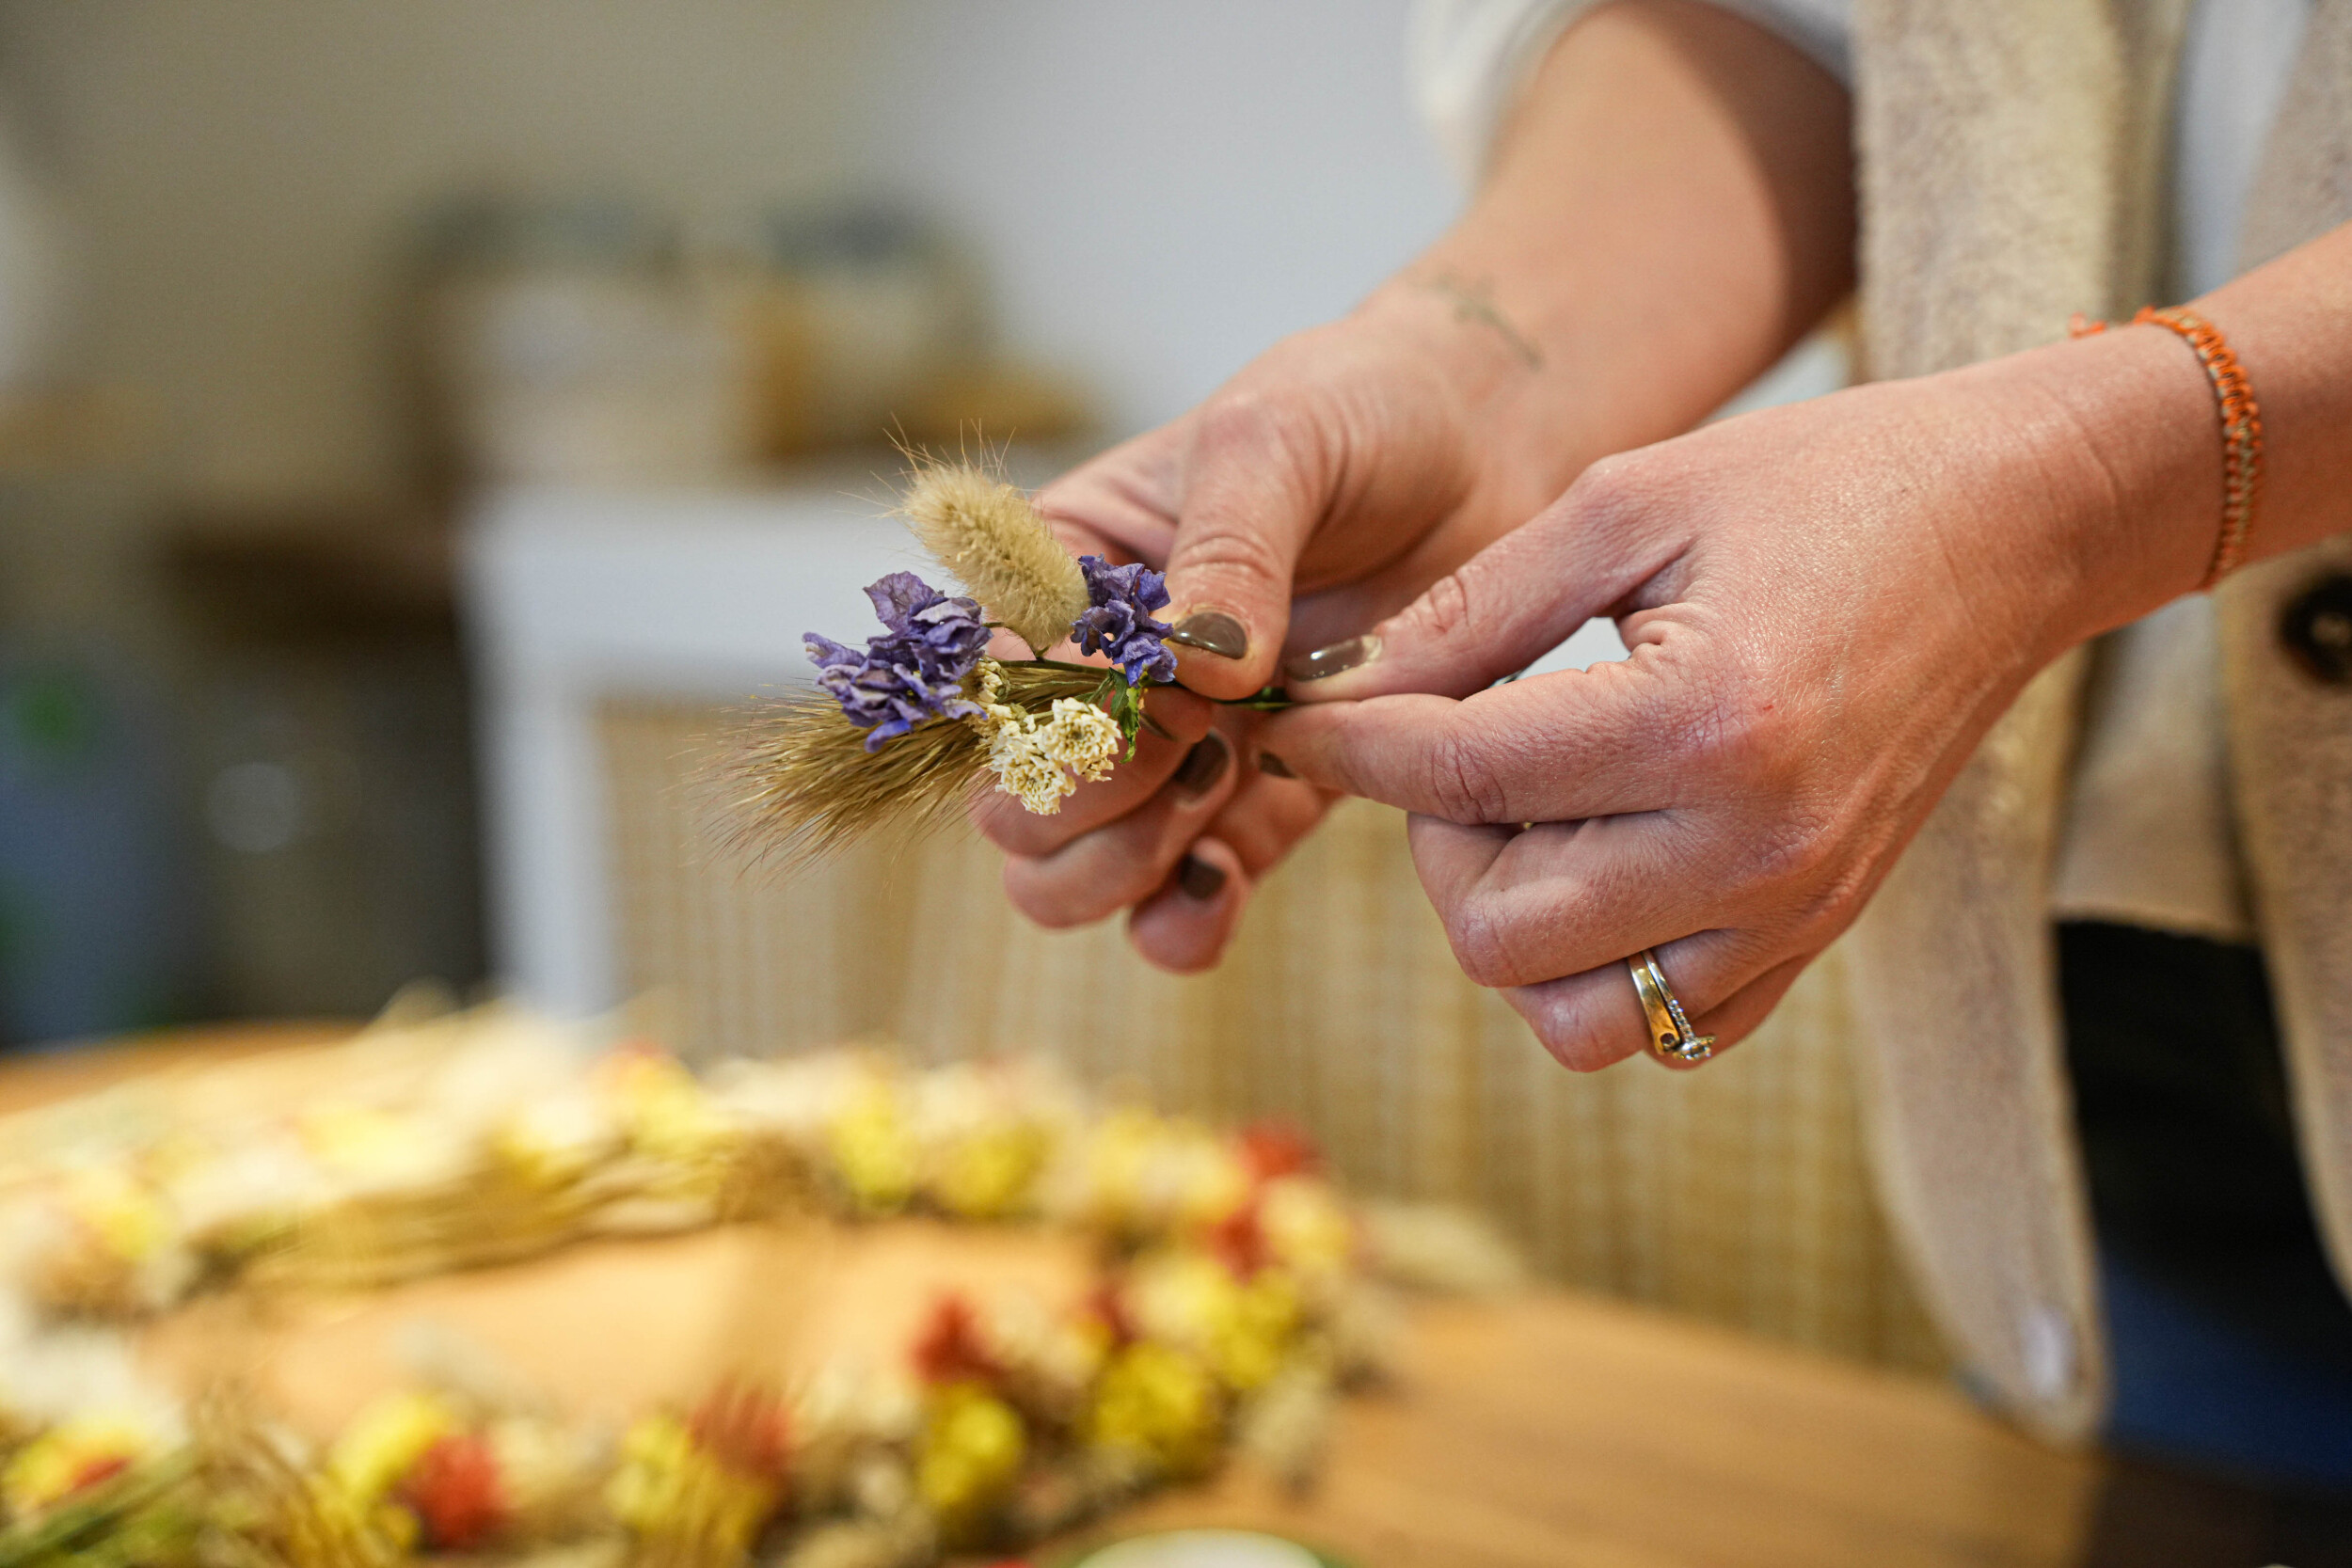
[1259,655,1690,825]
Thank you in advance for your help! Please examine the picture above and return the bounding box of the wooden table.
[8,1025,2328,1568]
[1110,1292,2099,1568]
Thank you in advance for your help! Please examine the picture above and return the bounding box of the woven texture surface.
[603,698,1944,1370]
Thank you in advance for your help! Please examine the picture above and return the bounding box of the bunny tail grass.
[899,457,1090,657]
[720,664,1110,866]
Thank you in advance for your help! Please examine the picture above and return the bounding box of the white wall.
[855,0,1454,435]
[0,0,1455,513]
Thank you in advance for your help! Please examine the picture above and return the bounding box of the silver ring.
[1626,948,1716,1068]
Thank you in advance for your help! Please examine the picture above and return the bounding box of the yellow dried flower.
[59,1166,171,1262]
[326,1391,461,1504]
[915,1384,1025,1540]
[1079,1110,1251,1239]
[932,1123,1048,1219]
[1120,1251,1301,1394]
[900,461,1089,657]
[604,1412,777,1557]
[830,1082,918,1213]
[1211,1271,1305,1393]
[1086,1342,1220,1478]
[0,1413,158,1518]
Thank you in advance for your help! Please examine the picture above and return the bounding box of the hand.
[1261,328,2218,1068]
[967,0,1861,973]
[972,296,1569,973]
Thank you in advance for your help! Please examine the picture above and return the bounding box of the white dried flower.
[967,661,1122,815]
[987,727,1074,816]
[1041,698,1120,780]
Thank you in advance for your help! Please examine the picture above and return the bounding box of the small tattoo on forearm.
[1418,271,1544,370]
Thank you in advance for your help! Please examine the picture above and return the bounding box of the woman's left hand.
[1260,327,2218,1069]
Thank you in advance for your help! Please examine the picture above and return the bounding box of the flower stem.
[999,660,1296,710]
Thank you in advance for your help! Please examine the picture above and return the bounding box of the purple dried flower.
[1073,556,1177,686]
[805,571,991,750]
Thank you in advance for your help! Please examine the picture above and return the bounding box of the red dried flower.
[914,1293,1004,1386]
[401,1432,507,1551]
[689,1383,792,1481]
[65,1454,132,1496]
[1210,1199,1270,1279]
[1085,1281,1136,1348]
[1237,1122,1320,1184]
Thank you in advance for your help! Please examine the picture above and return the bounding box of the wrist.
[1348,271,1616,513]
[2017,325,2231,638]
[1903,328,2222,675]
[1857,331,2218,687]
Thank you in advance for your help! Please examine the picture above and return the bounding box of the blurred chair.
[470,466,1944,1371]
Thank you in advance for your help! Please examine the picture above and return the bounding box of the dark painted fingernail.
[1178,853,1228,901]
[1172,731,1231,799]
[1257,751,1295,780]
[1168,610,1248,659]
[1284,633,1381,682]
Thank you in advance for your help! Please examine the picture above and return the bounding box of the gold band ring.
[1627,948,1716,1068]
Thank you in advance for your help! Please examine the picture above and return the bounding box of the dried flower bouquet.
[729,459,1285,863]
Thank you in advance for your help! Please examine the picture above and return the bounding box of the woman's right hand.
[972,288,1566,974]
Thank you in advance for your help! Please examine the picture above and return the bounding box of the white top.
[1407,0,2315,943]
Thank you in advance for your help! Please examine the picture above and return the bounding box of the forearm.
[1359,0,1857,525]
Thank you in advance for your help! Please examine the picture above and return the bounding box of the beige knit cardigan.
[1842,0,2352,1439]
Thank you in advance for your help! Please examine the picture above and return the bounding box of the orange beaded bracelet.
[2071,306,2265,589]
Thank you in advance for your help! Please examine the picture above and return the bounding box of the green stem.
[999,660,1297,710]
[1011,657,1119,676]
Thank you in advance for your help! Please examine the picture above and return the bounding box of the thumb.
[1156,395,1337,700]
[1283,479,1659,702]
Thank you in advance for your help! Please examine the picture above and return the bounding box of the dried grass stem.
[720,663,1107,869]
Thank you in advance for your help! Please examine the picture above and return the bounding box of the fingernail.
[1168,610,1248,659]
[1172,732,1231,799]
[1284,633,1381,682]
[1178,853,1228,901]
[1257,751,1295,780]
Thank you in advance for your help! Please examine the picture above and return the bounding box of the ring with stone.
[1626,947,1717,1068]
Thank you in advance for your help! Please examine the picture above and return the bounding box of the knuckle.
[971,798,1053,857]
[1680,675,1807,801]
[1777,836,1879,935]
[1561,451,1649,533]
[1442,898,1522,990]
[1421,724,1512,824]
[1749,809,1840,890]
[1192,385,1327,478]
[1001,854,1124,930]
[1164,512,1293,593]
[1529,1004,1623,1073]
[1211,800,1313,878]
[1398,568,1478,648]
